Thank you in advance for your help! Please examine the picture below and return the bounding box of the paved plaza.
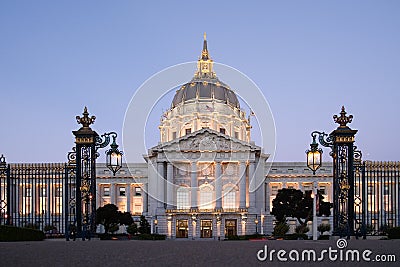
[0,239,399,266]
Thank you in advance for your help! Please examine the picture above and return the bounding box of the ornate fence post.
[0,155,10,225]
[73,107,98,239]
[306,106,362,238]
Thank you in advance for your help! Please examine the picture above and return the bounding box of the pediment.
[151,128,260,153]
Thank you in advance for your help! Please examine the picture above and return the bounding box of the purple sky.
[0,1,399,163]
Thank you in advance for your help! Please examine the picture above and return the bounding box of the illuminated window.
[223,187,236,209]
[319,186,326,195]
[119,187,126,197]
[55,187,62,197]
[103,187,110,196]
[25,187,32,197]
[39,187,47,197]
[271,185,279,195]
[199,185,213,210]
[177,187,190,209]
[135,187,141,196]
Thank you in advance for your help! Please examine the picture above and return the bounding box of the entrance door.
[176,220,188,238]
[225,219,237,237]
[200,220,212,238]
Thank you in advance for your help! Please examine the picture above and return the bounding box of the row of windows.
[102,186,141,197]
[176,186,237,210]
[270,185,327,195]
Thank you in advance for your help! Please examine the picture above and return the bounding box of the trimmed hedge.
[387,227,400,239]
[0,225,45,241]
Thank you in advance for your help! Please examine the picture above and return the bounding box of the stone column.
[239,162,246,209]
[248,162,256,209]
[215,162,222,209]
[157,162,165,208]
[298,182,303,192]
[191,162,197,209]
[126,183,131,213]
[111,183,116,205]
[96,184,101,208]
[142,183,148,213]
[167,163,173,209]
[265,182,270,214]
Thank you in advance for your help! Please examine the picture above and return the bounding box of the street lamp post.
[306,106,361,238]
[312,182,318,240]
[67,107,123,240]
[154,216,158,234]
[255,215,259,235]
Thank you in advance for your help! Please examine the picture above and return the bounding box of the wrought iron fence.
[0,161,75,237]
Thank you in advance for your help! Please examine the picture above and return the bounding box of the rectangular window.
[303,184,312,193]
[104,187,110,197]
[172,132,177,140]
[234,132,239,139]
[119,187,126,197]
[384,185,389,195]
[271,185,279,195]
[319,186,326,195]
[368,185,374,195]
[135,187,141,196]
[223,191,236,209]
[219,128,226,134]
[177,189,190,209]
[25,187,32,197]
[185,128,191,135]
[55,187,62,197]
[39,187,47,197]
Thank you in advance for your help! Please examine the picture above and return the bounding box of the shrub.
[127,223,138,235]
[0,225,45,241]
[295,225,309,234]
[273,222,289,237]
[317,223,331,235]
[387,227,400,239]
[44,225,57,232]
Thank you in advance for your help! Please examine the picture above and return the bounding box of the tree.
[271,188,333,227]
[317,223,331,235]
[119,212,134,226]
[127,223,138,235]
[96,204,120,234]
[138,215,151,234]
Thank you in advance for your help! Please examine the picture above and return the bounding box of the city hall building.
[96,36,335,239]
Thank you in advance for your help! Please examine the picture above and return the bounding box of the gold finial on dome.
[195,33,216,78]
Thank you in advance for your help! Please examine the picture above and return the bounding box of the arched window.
[177,186,190,209]
[199,185,214,210]
[223,186,237,209]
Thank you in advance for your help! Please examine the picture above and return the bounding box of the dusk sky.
[1,1,399,163]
